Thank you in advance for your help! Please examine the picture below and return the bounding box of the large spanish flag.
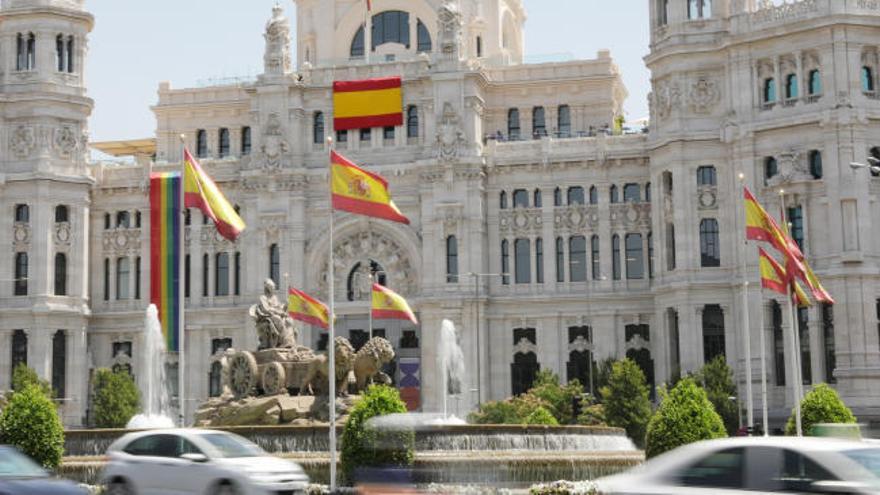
[744,187,790,254]
[333,77,403,131]
[288,288,332,330]
[372,284,418,325]
[150,172,181,352]
[758,247,811,307]
[183,149,246,241]
[330,150,410,224]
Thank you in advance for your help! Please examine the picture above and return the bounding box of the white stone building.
[1,0,879,430]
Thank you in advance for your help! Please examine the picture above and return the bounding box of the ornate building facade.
[2,0,880,430]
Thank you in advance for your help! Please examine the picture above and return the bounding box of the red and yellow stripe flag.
[758,247,811,307]
[288,288,332,330]
[372,284,418,325]
[333,77,403,131]
[184,149,246,241]
[330,150,410,224]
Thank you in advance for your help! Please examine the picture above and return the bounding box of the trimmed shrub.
[524,406,559,426]
[11,364,53,398]
[786,383,856,436]
[92,368,140,428]
[527,370,584,424]
[601,359,652,448]
[341,385,414,484]
[468,399,523,424]
[695,355,738,435]
[645,378,726,458]
[577,403,606,427]
[0,384,64,469]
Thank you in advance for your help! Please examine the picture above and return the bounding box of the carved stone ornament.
[689,77,720,114]
[553,205,595,233]
[53,126,79,158]
[501,209,543,235]
[753,0,819,24]
[10,126,36,158]
[259,113,289,170]
[435,102,465,162]
[768,150,812,186]
[101,230,142,256]
[263,3,292,75]
[697,187,718,210]
[13,223,30,250]
[55,223,72,246]
[625,335,650,353]
[569,335,594,353]
[437,0,463,58]
[653,80,681,120]
[610,203,652,230]
[513,337,538,356]
[319,230,416,301]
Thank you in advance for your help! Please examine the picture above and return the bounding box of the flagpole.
[738,176,754,430]
[364,1,371,64]
[178,134,186,428]
[758,281,769,436]
[779,189,803,436]
[326,136,338,491]
[368,275,374,340]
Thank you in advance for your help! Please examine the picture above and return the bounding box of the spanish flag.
[372,284,418,325]
[184,149,246,241]
[333,77,403,131]
[330,150,410,224]
[758,247,811,307]
[288,288,332,330]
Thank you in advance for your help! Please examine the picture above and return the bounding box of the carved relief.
[753,0,818,24]
[263,4,292,75]
[53,126,79,158]
[10,126,36,158]
[610,203,652,230]
[318,230,416,301]
[653,80,681,120]
[513,338,538,356]
[501,209,543,236]
[697,187,718,210]
[259,114,289,170]
[569,335,594,354]
[553,205,597,233]
[55,222,72,247]
[767,150,813,185]
[101,230,142,256]
[689,77,720,114]
[13,223,30,250]
[437,0,463,58]
[436,102,465,162]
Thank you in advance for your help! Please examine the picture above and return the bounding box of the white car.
[596,437,880,494]
[101,428,309,495]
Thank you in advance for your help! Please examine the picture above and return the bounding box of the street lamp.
[466,272,508,407]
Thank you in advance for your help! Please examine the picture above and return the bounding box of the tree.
[601,359,652,448]
[645,378,726,458]
[526,370,584,424]
[695,356,738,435]
[524,406,559,426]
[92,368,140,428]
[786,383,856,436]
[0,384,64,469]
[11,364,53,398]
[593,357,616,401]
[341,385,414,484]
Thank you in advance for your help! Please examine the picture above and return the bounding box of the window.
[313,112,324,144]
[702,304,725,362]
[666,223,676,271]
[588,186,597,205]
[196,129,207,158]
[623,183,641,203]
[556,237,565,282]
[16,34,24,70]
[648,232,654,279]
[269,244,280,287]
[700,219,721,267]
[234,252,241,296]
[658,0,669,25]
[371,11,411,49]
[116,211,130,229]
[508,108,521,140]
[612,235,621,280]
[18,33,35,71]
[511,351,539,396]
[360,128,371,142]
[116,258,130,300]
[532,107,546,138]
[514,239,531,284]
[184,254,191,298]
[400,330,420,349]
[476,35,483,57]
[446,236,458,283]
[570,236,587,282]
[558,105,571,137]
[104,213,111,229]
[241,126,252,155]
[350,24,365,58]
[66,36,74,73]
[567,186,585,205]
[808,69,822,96]
[135,211,141,229]
[54,253,67,296]
[11,330,27,376]
[57,35,66,71]
[501,240,510,285]
[184,209,191,226]
[798,307,812,385]
[406,106,419,138]
[535,238,544,284]
[14,252,28,296]
[122,434,201,458]
[763,78,776,103]
[863,66,875,92]
[591,235,601,280]
[822,304,836,384]
[512,189,529,208]
[417,20,432,52]
[14,204,29,223]
[551,187,562,207]
[809,150,823,179]
[218,128,230,157]
[872,147,880,177]
[202,254,209,297]
[697,165,716,186]
[215,253,229,296]
[52,331,66,398]
[687,0,712,19]
[626,234,644,280]
[383,126,395,140]
[679,448,744,489]
[610,185,619,204]
[785,73,798,99]
[645,183,651,203]
[103,258,110,301]
[772,301,786,386]
[500,191,508,209]
[533,189,543,208]
[765,156,778,181]
[788,206,804,250]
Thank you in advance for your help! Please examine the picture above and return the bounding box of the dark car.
[0,446,86,495]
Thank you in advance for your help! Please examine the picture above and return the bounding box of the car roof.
[684,436,873,453]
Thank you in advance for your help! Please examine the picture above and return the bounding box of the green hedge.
[645,378,726,458]
[786,383,856,436]
[0,384,64,469]
[92,368,140,428]
[601,359,652,448]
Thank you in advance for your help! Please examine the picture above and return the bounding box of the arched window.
[476,35,483,57]
[202,254,210,296]
[346,260,386,301]
[512,189,529,208]
[569,236,587,282]
[511,351,539,396]
[54,253,67,296]
[55,205,69,223]
[612,235,621,280]
[697,165,717,186]
[535,238,544,284]
[269,244,280,287]
[514,239,531,284]
[658,0,669,25]
[52,330,66,398]
[808,69,822,96]
[11,330,27,372]
[56,34,65,72]
[196,129,208,158]
[501,240,510,285]
[215,253,229,296]
[554,187,563,207]
[700,218,721,267]
[500,191,508,209]
[567,186,585,205]
[862,66,875,93]
[589,186,598,205]
[533,189,542,208]
[625,233,644,280]
[702,304,725,362]
[218,128,230,157]
[240,126,252,156]
[66,36,74,73]
[14,204,29,223]
[351,25,365,58]
[809,150,823,179]
[785,73,798,99]
[26,33,35,70]
[16,33,24,71]
[532,106,546,138]
[417,20,432,53]
[371,11,411,49]
[555,237,565,282]
[763,78,776,103]
[135,257,141,300]
[623,183,641,203]
[610,185,619,204]
[14,252,28,296]
[788,206,804,250]
[666,223,676,271]
[135,211,141,228]
[103,258,110,301]
[116,257,130,300]
[446,236,458,283]
[313,112,325,144]
[508,109,521,140]
[116,211,130,229]
[558,105,571,138]
[591,235,601,280]
[688,0,711,18]
[234,252,241,296]
[645,182,652,202]
[647,231,654,279]
[765,156,778,181]
[406,106,419,138]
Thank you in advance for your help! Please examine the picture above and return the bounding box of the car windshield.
[201,433,265,458]
[844,449,880,479]
[0,448,48,478]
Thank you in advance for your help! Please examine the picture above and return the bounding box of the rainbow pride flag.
[150,172,182,352]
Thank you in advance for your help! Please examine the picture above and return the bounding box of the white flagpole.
[365,1,372,64]
[779,190,803,436]
[327,136,338,491]
[368,278,374,340]
[738,176,754,430]
[758,281,769,436]
[178,134,187,427]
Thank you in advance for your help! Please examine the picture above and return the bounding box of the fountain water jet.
[126,305,175,429]
[439,320,467,424]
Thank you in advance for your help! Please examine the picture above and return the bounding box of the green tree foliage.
[577,403,606,427]
[340,385,414,484]
[695,356,738,435]
[786,383,856,436]
[600,359,652,448]
[527,370,584,424]
[11,364,53,398]
[92,368,140,428]
[0,384,64,469]
[645,378,726,458]
[524,406,559,425]
[593,358,616,400]
[468,399,524,424]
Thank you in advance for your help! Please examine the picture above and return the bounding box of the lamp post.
[466,272,507,407]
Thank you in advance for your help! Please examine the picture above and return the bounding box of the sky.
[85,0,651,142]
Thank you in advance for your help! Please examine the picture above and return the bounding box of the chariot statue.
[249,279,298,350]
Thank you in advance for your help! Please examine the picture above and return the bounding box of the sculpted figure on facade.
[249,279,298,350]
[438,0,463,58]
[263,4,292,75]
[10,125,36,158]
[53,126,79,158]
[689,77,720,114]
[436,102,465,162]
[259,113,289,169]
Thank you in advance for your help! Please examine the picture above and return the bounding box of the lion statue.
[352,337,396,392]
[298,337,355,396]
